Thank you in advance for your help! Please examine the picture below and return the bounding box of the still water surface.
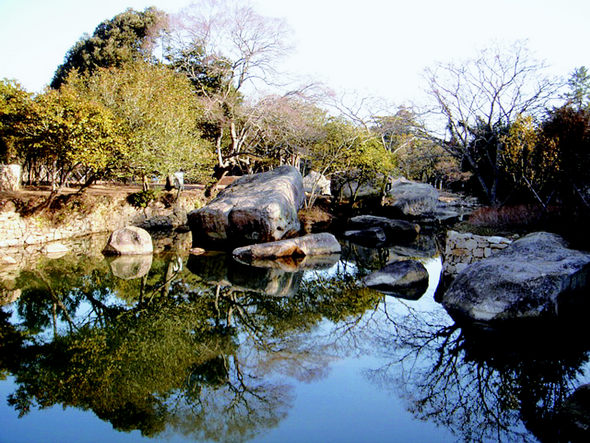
[0,234,588,442]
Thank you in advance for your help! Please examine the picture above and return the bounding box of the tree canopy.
[51,7,168,89]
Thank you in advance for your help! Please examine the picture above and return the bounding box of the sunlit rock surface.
[232,233,341,263]
[303,170,330,195]
[188,166,304,248]
[103,226,153,255]
[442,232,590,322]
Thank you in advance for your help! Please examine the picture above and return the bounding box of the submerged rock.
[188,166,304,247]
[103,226,153,255]
[232,233,341,263]
[442,232,590,322]
[363,259,429,300]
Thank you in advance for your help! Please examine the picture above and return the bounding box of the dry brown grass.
[468,204,553,229]
[298,206,334,234]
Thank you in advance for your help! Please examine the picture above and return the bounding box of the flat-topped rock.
[188,166,304,247]
[232,232,341,263]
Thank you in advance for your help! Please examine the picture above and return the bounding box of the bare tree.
[425,41,561,204]
[168,0,293,174]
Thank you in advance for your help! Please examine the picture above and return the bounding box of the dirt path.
[0,183,205,202]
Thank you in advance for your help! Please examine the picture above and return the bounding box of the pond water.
[0,233,589,442]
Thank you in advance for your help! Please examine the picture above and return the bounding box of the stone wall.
[444,230,512,275]
[0,192,202,249]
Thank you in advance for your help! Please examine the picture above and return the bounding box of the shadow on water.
[0,232,589,441]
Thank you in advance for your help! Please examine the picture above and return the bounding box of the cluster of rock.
[188,166,343,285]
[444,230,512,275]
[442,232,590,322]
[187,166,442,300]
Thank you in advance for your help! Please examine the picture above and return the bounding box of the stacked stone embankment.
[0,193,201,249]
[444,230,512,275]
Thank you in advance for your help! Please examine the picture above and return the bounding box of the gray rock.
[109,254,153,279]
[303,170,331,195]
[348,215,420,241]
[363,259,429,299]
[343,227,387,246]
[103,226,153,255]
[232,232,341,263]
[188,166,304,247]
[442,232,590,322]
[387,180,439,216]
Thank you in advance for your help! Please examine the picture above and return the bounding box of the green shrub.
[126,190,159,208]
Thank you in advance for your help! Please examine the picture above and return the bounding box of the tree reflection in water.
[0,248,381,441]
[1,237,589,442]
[364,294,590,442]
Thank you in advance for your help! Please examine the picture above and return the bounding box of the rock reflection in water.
[0,242,385,442]
[340,234,438,272]
[187,252,307,297]
[108,254,153,280]
[1,232,589,442]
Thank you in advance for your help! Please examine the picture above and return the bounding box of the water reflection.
[0,233,588,442]
[362,296,590,442]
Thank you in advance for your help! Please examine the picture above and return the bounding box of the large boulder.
[363,259,429,299]
[188,166,304,247]
[103,226,153,255]
[232,233,341,263]
[387,179,439,216]
[442,232,590,322]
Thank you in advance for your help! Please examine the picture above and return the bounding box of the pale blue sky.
[1,0,589,105]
